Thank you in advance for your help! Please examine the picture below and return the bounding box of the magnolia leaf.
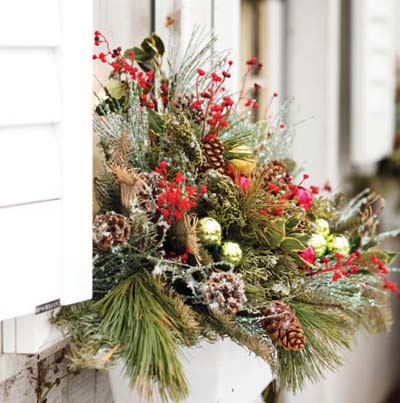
[148,109,164,132]
[289,232,310,245]
[105,79,127,100]
[280,237,306,252]
[141,37,158,56]
[286,216,301,229]
[123,47,136,60]
[265,219,286,247]
[152,33,165,55]
[291,252,312,267]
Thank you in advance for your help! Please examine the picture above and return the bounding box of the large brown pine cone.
[263,160,291,190]
[93,211,131,250]
[203,137,225,173]
[260,301,306,351]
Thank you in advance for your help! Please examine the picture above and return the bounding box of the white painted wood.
[0,201,62,321]
[213,0,241,93]
[2,319,16,354]
[0,48,60,127]
[109,340,271,403]
[286,0,341,188]
[351,0,396,167]
[0,125,61,207]
[0,0,60,47]
[265,0,286,106]
[93,0,151,89]
[179,0,213,51]
[59,0,93,305]
[15,313,63,354]
[154,0,175,40]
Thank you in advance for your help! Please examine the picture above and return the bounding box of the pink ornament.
[238,176,250,190]
[300,246,316,264]
[294,186,313,210]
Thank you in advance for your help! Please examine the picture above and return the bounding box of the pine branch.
[95,274,190,402]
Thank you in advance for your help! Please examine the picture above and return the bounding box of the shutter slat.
[0,201,62,321]
[0,125,61,207]
[0,0,61,47]
[0,49,61,127]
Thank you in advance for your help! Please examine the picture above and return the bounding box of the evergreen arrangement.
[53,30,400,401]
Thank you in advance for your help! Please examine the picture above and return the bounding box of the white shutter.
[0,0,92,324]
[351,0,396,167]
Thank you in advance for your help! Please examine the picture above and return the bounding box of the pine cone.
[93,211,131,250]
[260,301,306,351]
[202,272,247,314]
[203,137,225,173]
[263,160,291,193]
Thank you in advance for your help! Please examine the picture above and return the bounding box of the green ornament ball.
[308,233,327,257]
[313,218,330,237]
[220,241,243,266]
[198,217,222,246]
[327,234,350,255]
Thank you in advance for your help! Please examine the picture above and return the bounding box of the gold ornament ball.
[313,218,330,237]
[228,145,256,176]
[327,234,350,256]
[308,233,327,257]
[221,241,243,266]
[198,217,222,246]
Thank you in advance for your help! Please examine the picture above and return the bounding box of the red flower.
[238,176,250,191]
[197,68,206,76]
[293,186,313,210]
[300,247,316,265]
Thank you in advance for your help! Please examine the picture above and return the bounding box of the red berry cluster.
[92,31,155,108]
[239,56,264,109]
[167,247,192,264]
[155,161,207,223]
[307,251,399,296]
[190,61,234,141]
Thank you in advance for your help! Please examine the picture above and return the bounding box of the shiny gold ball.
[308,233,327,257]
[198,217,222,246]
[221,241,243,266]
[313,218,330,237]
[327,234,350,256]
[228,145,256,176]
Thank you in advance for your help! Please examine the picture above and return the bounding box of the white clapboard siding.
[287,0,341,188]
[213,0,241,93]
[351,0,396,167]
[155,0,213,67]
[0,0,92,353]
[93,0,152,90]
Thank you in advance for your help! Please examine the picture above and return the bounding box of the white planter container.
[109,339,273,403]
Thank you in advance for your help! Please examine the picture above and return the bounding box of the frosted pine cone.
[260,301,306,351]
[202,272,247,314]
[93,211,131,250]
